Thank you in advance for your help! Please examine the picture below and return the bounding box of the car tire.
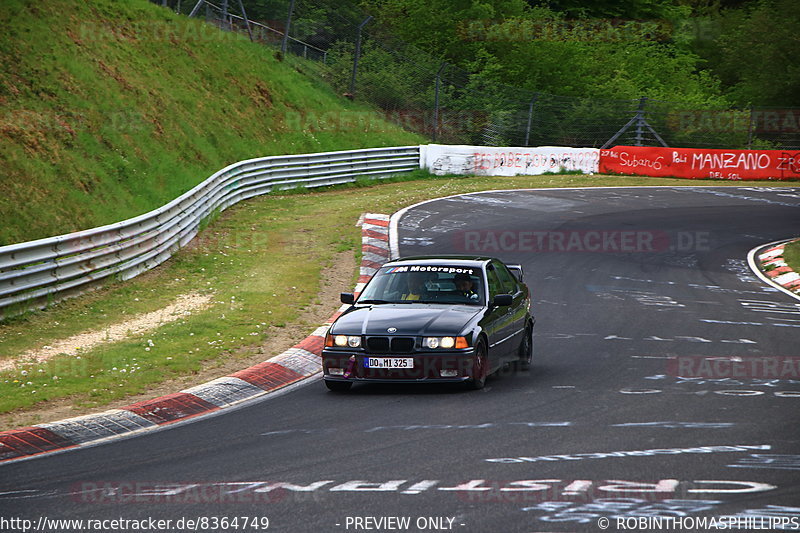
[325,380,352,392]
[517,325,533,372]
[466,340,488,390]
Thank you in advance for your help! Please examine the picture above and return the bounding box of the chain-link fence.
[153,0,800,150]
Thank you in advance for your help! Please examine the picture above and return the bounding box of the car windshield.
[358,265,485,305]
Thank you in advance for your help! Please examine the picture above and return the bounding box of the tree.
[690,0,800,106]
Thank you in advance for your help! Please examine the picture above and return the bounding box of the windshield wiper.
[359,299,420,305]
[418,300,481,306]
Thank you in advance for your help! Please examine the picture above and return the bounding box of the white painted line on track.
[0,374,322,467]
[391,186,799,260]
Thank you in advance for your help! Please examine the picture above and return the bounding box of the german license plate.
[364,357,414,369]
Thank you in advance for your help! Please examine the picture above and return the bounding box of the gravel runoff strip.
[748,238,800,301]
[0,214,391,464]
[0,293,215,373]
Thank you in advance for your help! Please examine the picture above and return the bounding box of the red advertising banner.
[599,146,800,180]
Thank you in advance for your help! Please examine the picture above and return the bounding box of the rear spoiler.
[507,264,524,282]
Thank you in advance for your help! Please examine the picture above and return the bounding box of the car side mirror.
[492,294,513,307]
[340,292,355,305]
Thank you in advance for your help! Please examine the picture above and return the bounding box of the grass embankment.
[0,0,421,245]
[0,173,790,427]
[783,240,800,273]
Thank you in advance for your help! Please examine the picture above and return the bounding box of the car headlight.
[424,336,468,349]
[332,335,361,348]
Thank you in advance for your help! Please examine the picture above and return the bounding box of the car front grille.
[391,337,415,353]
[365,336,416,353]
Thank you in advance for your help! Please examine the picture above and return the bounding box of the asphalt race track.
[2,186,800,533]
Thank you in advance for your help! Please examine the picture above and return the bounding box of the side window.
[486,266,503,298]
[494,262,518,294]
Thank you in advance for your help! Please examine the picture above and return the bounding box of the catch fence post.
[524,93,539,147]
[236,0,254,41]
[349,16,373,96]
[433,63,446,142]
[635,96,647,146]
[280,0,295,54]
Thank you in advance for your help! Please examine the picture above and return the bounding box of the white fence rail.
[0,146,420,319]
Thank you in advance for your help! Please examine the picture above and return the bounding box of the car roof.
[384,255,499,268]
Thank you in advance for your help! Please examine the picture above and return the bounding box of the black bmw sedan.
[322,256,534,392]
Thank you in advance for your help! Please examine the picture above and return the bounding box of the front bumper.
[322,349,477,383]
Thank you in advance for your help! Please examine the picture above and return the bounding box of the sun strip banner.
[600,146,800,180]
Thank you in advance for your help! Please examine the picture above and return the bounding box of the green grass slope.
[0,0,422,245]
[784,240,800,274]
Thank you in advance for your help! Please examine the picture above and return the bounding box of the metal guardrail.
[0,146,420,319]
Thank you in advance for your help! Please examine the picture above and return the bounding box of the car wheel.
[466,340,488,390]
[325,380,352,392]
[517,325,533,371]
